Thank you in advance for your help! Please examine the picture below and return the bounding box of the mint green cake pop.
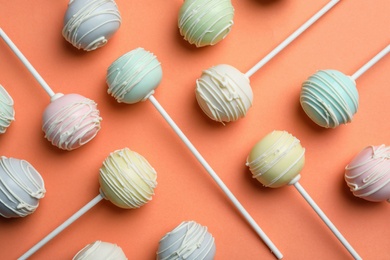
[178,0,234,47]
[106,48,163,104]
[300,70,359,128]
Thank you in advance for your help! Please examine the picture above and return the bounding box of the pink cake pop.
[42,93,101,150]
[345,145,390,202]
[0,29,102,150]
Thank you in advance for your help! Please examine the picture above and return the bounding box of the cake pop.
[0,85,15,134]
[73,240,127,260]
[178,0,234,47]
[0,28,102,150]
[0,156,45,218]
[195,0,340,123]
[195,64,252,123]
[63,0,122,51]
[300,44,390,128]
[107,48,283,259]
[156,221,216,260]
[99,147,157,208]
[107,48,162,104]
[345,145,390,202]
[19,148,157,259]
[247,130,361,260]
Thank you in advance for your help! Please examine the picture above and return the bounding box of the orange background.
[0,0,389,259]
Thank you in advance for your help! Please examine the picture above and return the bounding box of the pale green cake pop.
[178,0,234,47]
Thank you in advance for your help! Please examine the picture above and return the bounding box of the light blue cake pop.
[106,48,163,104]
[300,69,359,128]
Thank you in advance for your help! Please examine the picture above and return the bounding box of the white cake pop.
[73,240,127,260]
[195,64,252,123]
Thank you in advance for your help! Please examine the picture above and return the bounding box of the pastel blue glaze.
[106,48,163,104]
[300,70,359,128]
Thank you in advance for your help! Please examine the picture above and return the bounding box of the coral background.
[0,0,389,259]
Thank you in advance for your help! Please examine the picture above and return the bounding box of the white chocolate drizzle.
[179,0,234,47]
[43,95,102,151]
[345,145,390,201]
[107,48,161,103]
[246,131,305,187]
[0,85,15,134]
[73,240,127,260]
[157,221,215,260]
[62,0,122,51]
[0,157,45,218]
[195,65,252,123]
[99,148,157,209]
[300,70,359,128]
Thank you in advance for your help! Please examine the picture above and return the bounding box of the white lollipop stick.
[245,0,340,78]
[148,95,283,259]
[0,28,56,97]
[18,194,104,260]
[351,44,390,81]
[290,178,362,260]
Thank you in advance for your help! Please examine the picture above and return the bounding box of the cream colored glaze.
[246,131,305,188]
[195,64,252,123]
[99,148,157,209]
[73,240,127,260]
[0,157,45,218]
[157,221,216,260]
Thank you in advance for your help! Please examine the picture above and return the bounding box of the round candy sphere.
[107,48,163,104]
[0,85,15,134]
[62,0,122,51]
[195,64,253,123]
[157,221,216,260]
[178,0,234,47]
[0,156,45,218]
[246,130,305,188]
[99,148,157,209]
[345,145,390,202]
[300,69,359,128]
[42,93,102,151]
[73,240,127,260]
